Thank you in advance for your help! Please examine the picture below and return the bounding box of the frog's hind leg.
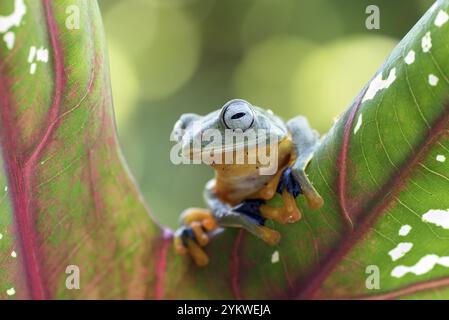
[252,168,300,224]
[205,182,281,246]
[175,181,281,267]
[287,116,324,209]
[224,200,281,246]
[217,209,281,246]
[260,191,302,224]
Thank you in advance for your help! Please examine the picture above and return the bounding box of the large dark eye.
[221,99,255,131]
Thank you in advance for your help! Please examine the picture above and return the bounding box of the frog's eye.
[221,99,255,131]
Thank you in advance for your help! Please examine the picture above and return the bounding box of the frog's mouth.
[182,140,256,159]
[181,137,278,162]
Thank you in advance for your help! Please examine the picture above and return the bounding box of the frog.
[171,99,323,266]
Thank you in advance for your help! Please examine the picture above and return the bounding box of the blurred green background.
[97,0,434,228]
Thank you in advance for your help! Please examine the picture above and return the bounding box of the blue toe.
[277,167,302,198]
[179,226,195,246]
[233,199,266,225]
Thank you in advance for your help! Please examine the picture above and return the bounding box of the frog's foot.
[286,115,324,209]
[303,190,324,209]
[228,200,281,246]
[174,208,218,266]
[281,165,324,210]
[277,167,302,198]
[290,165,324,209]
[258,167,302,224]
[232,199,266,225]
[259,193,301,224]
[179,208,218,232]
[174,227,210,266]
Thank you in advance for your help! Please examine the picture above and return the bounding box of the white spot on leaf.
[28,46,36,63]
[391,254,449,278]
[10,251,17,258]
[36,47,49,63]
[0,233,3,240]
[399,225,412,236]
[354,114,362,134]
[435,10,449,27]
[3,31,14,50]
[436,154,446,162]
[422,209,449,229]
[28,46,49,74]
[362,68,397,103]
[271,250,279,264]
[388,242,413,261]
[29,63,36,75]
[6,287,15,296]
[0,0,26,33]
[422,31,432,53]
[428,74,439,86]
[404,50,415,65]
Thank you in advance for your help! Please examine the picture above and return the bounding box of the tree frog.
[171,99,323,266]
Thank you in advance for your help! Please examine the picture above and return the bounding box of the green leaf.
[2,0,449,300]
[0,0,163,299]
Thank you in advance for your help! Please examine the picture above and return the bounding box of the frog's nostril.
[231,112,246,120]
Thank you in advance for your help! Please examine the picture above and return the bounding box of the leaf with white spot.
[422,209,449,229]
[2,0,449,301]
[429,74,439,86]
[435,10,449,26]
[389,243,413,261]
[271,250,280,264]
[405,50,415,65]
[399,225,412,236]
[0,0,163,299]
[422,31,432,52]
[354,114,362,134]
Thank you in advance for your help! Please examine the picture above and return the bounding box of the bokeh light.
[233,35,316,119]
[107,39,139,131]
[292,36,397,132]
[104,1,201,103]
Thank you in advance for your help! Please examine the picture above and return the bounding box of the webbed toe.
[277,167,302,198]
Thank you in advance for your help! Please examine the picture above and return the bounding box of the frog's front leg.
[174,207,218,264]
[175,180,280,266]
[257,167,303,224]
[287,116,324,209]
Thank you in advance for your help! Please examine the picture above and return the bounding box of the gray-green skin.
[172,99,322,242]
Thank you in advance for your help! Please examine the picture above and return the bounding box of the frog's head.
[172,99,288,163]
